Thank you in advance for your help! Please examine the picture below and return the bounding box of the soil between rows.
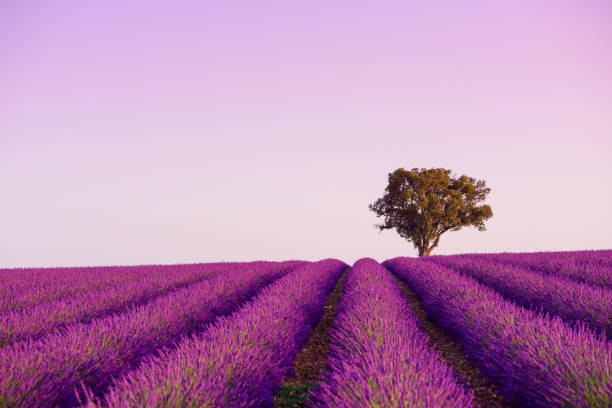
[272,268,348,408]
[391,273,515,408]
[274,266,515,408]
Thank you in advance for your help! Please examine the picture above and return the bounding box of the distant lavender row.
[521,249,612,267]
[0,264,214,314]
[473,251,612,289]
[85,259,346,408]
[428,256,612,337]
[0,263,225,347]
[385,257,612,408]
[0,264,161,290]
[0,260,304,408]
[562,249,612,267]
[309,258,474,408]
[0,266,147,314]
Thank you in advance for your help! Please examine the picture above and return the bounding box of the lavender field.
[0,251,610,408]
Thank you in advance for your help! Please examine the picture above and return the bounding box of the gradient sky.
[1,0,611,267]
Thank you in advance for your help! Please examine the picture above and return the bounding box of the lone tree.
[369,167,493,256]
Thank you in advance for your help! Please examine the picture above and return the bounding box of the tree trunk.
[419,248,431,257]
[417,246,431,257]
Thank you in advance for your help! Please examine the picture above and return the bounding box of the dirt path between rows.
[273,266,515,408]
[272,268,348,408]
[392,273,516,408]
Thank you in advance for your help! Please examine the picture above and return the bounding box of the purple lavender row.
[0,266,147,314]
[0,263,267,316]
[0,260,305,408]
[516,249,612,267]
[309,258,474,408]
[0,264,187,314]
[385,257,612,408]
[84,259,346,408]
[558,249,612,267]
[470,251,612,289]
[428,255,612,337]
[0,264,160,290]
[0,263,228,347]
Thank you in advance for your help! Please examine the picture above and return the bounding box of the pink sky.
[1,0,611,267]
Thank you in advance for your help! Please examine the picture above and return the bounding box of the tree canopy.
[369,167,493,256]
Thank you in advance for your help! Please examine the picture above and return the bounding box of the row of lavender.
[384,257,611,408]
[0,260,307,407]
[427,255,612,337]
[0,262,311,347]
[309,258,474,407]
[460,250,612,289]
[0,265,221,346]
[82,259,347,407]
[0,265,150,313]
[0,262,260,315]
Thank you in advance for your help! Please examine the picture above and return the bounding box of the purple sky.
[1,0,611,267]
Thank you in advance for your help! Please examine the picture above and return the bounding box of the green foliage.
[274,383,317,407]
[369,167,493,256]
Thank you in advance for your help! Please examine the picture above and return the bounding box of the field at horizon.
[0,249,610,407]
